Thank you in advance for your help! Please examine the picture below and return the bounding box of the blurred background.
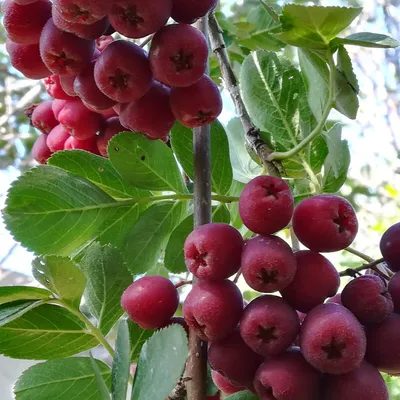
[0,0,399,398]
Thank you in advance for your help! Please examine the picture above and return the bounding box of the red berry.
[170,75,222,128]
[280,251,340,313]
[59,75,77,97]
[31,101,58,134]
[40,18,95,76]
[52,99,68,119]
[74,61,116,110]
[211,371,246,395]
[380,222,400,271]
[58,99,104,140]
[119,82,175,140]
[46,124,71,152]
[183,280,243,341]
[5,40,51,80]
[300,303,366,374]
[239,176,294,236]
[53,0,108,25]
[2,0,52,45]
[326,293,342,305]
[44,75,75,100]
[64,135,98,153]
[239,295,300,357]
[171,0,217,24]
[365,313,400,374]
[121,276,179,330]
[342,275,393,325]
[108,0,171,39]
[322,361,389,400]
[32,134,52,164]
[52,6,109,40]
[149,24,208,87]
[254,348,321,400]
[96,35,114,52]
[388,272,400,313]
[183,223,244,281]
[14,0,40,4]
[241,235,297,293]
[84,103,117,118]
[208,329,263,389]
[292,194,358,252]
[96,117,125,157]
[94,40,153,103]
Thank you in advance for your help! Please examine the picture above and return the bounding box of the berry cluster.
[3,0,223,163]
[121,175,400,399]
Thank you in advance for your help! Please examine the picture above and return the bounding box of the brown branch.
[339,257,390,280]
[208,13,282,177]
[168,377,191,400]
[184,15,211,400]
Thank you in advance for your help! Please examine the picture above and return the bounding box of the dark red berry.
[53,0,108,25]
[96,35,114,52]
[31,101,58,134]
[241,235,297,293]
[46,124,71,152]
[300,303,366,374]
[171,0,217,24]
[121,276,179,330]
[211,371,246,396]
[239,295,300,357]
[184,223,244,281]
[96,117,125,157]
[64,135,98,153]
[32,134,52,164]
[326,293,343,305]
[149,24,208,87]
[292,194,358,252]
[59,75,77,97]
[44,75,75,100]
[239,176,294,236]
[280,251,340,313]
[52,99,69,119]
[183,280,243,341]
[388,272,400,313]
[380,222,400,271]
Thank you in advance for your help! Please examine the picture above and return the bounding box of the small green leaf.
[225,391,258,400]
[322,124,351,193]
[3,166,117,256]
[131,325,188,400]
[49,150,149,200]
[79,243,132,334]
[109,132,185,193]
[128,320,153,362]
[14,357,111,400]
[238,32,285,51]
[0,286,51,305]
[225,118,262,183]
[0,300,42,326]
[112,320,131,400]
[164,205,230,274]
[277,5,362,48]
[288,179,316,203]
[0,304,97,359]
[32,256,86,309]
[91,354,111,400]
[334,67,359,120]
[309,135,329,173]
[124,201,187,275]
[260,0,280,23]
[337,45,359,94]
[227,180,246,230]
[334,32,400,49]
[170,121,233,194]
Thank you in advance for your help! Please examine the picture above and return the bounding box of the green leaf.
[49,150,149,200]
[131,325,188,400]
[225,118,262,183]
[237,32,284,52]
[14,357,111,400]
[109,132,185,193]
[277,5,362,48]
[309,135,329,173]
[337,45,359,94]
[298,49,329,120]
[112,320,131,400]
[0,300,42,326]
[124,201,187,275]
[164,205,230,274]
[79,243,132,334]
[322,124,351,193]
[334,67,359,120]
[0,286,51,305]
[32,256,86,309]
[0,304,98,359]
[91,354,111,400]
[227,180,246,230]
[128,320,153,362]
[3,166,117,256]
[225,391,258,400]
[170,121,233,194]
[206,364,219,396]
[334,32,400,49]
[289,179,316,203]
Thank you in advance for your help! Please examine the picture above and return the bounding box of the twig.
[175,280,193,289]
[139,34,153,48]
[233,269,242,284]
[184,15,211,400]
[207,13,282,177]
[168,377,191,400]
[339,257,387,278]
[344,247,374,263]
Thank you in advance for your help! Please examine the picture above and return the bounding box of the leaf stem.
[339,257,387,278]
[49,299,115,357]
[344,247,375,263]
[268,51,336,161]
